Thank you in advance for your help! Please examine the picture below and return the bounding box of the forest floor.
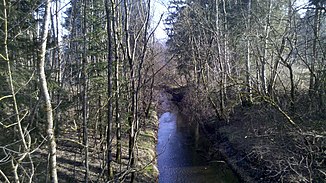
[172,86,326,183]
[35,110,159,182]
[206,105,326,183]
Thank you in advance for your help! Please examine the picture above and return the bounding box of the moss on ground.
[134,110,159,182]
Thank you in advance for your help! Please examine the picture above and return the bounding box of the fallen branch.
[261,95,302,132]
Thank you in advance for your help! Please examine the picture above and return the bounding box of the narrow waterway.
[157,93,239,183]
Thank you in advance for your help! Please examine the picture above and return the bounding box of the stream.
[157,93,239,183]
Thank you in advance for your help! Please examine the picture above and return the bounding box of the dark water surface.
[157,111,239,183]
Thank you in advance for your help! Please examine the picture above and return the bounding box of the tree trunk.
[105,0,113,179]
[110,0,122,169]
[2,0,32,181]
[105,0,113,180]
[261,0,272,95]
[245,0,252,105]
[37,0,58,182]
[309,2,321,97]
[123,0,136,181]
[82,0,89,181]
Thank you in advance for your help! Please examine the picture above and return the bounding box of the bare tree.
[37,0,58,182]
[1,0,33,181]
[82,0,89,181]
[244,0,252,105]
[105,0,113,179]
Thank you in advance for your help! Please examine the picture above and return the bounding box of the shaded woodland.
[0,0,325,182]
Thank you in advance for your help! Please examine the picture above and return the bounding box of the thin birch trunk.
[245,0,252,105]
[37,0,58,182]
[2,0,32,182]
[261,0,272,94]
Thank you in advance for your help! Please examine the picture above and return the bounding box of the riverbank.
[209,104,326,183]
[133,109,159,182]
[171,86,326,183]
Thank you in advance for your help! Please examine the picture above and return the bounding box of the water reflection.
[157,111,239,183]
[160,112,177,123]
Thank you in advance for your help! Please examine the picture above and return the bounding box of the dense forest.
[0,0,325,182]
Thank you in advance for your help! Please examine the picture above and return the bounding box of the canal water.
[157,93,239,183]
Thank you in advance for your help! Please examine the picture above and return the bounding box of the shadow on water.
[157,110,239,183]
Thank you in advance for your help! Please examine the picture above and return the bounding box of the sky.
[294,0,310,16]
[152,0,170,41]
